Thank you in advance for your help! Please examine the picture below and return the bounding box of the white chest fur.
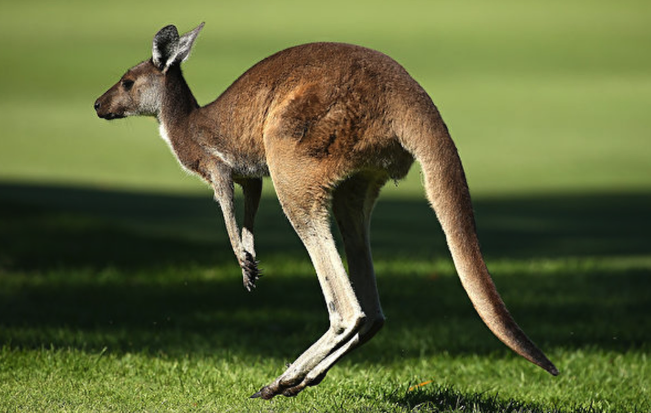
[158,123,193,175]
[158,122,172,147]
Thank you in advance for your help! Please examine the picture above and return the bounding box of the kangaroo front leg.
[209,165,260,291]
[238,177,263,290]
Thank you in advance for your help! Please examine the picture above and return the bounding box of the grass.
[1,0,651,411]
[1,185,650,412]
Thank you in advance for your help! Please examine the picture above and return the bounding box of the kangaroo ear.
[152,25,180,70]
[152,23,204,72]
[176,22,205,64]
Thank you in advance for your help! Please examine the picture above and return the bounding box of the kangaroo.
[94,23,558,399]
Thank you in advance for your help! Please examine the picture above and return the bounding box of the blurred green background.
[1,1,651,411]
[1,0,649,196]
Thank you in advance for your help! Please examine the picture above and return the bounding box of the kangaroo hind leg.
[252,160,372,399]
[332,172,387,346]
[289,172,388,391]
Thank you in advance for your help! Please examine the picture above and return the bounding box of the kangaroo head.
[94,23,204,120]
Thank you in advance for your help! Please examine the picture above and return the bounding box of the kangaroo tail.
[398,102,558,376]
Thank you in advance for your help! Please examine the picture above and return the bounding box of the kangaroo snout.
[93,99,106,118]
[93,98,109,118]
[94,97,124,120]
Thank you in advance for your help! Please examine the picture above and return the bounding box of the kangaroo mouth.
[98,112,126,120]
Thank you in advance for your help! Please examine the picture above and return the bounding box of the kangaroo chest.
[158,123,269,180]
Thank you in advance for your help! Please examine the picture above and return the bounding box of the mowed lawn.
[1,1,650,412]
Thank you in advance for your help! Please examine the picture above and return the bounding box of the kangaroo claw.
[249,385,279,400]
[242,251,262,291]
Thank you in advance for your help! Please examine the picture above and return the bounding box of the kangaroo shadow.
[1,182,649,359]
[386,384,575,413]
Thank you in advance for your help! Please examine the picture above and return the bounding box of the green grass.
[1,186,650,412]
[1,0,650,412]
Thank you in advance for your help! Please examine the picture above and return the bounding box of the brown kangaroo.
[94,23,558,399]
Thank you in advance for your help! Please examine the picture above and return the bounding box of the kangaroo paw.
[250,380,304,400]
[250,369,328,400]
[241,251,262,291]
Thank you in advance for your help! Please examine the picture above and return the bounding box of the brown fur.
[95,24,557,400]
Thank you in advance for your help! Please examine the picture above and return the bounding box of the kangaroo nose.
[94,100,101,111]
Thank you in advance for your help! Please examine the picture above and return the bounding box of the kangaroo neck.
[158,65,199,130]
[155,65,212,178]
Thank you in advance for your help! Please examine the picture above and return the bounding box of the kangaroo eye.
[122,79,135,91]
